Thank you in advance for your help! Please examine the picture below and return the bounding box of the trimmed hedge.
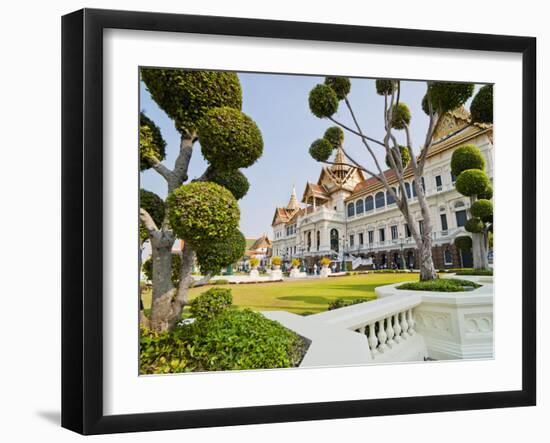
[195,229,246,276]
[324,126,344,148]
[375,79,396,96]
[451,144,485,177]
[397,278,481,292]
[208,169,250,200]
[385,145,411,169]
[390,103,411,130]
[189,287,232,321]
[425,82,474,114]
[309,138,334,162]
[455,169,490,197]
[470,84,493,124]
[325,76,351,100]
[139,112,166,171]
[328,298,368,311]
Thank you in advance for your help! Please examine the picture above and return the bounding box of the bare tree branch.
[139,207,159,238]
[328,116,386,147]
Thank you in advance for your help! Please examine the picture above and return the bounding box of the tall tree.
[139,69,263,331]
[306,78,491,281]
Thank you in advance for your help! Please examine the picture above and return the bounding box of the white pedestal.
[270,270,283,280]
[320,266,331,278]
[249,269,259,279]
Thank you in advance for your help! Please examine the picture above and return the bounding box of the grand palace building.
[271,108,493,272]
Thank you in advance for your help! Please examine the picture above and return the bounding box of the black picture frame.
[62,8,536,435]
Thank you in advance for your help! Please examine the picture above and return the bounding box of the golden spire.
[331,145,351,178]
[286,185,299,211]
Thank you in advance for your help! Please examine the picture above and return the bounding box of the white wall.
[0,1,546,442]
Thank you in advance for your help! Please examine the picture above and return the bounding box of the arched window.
[356,199,364,215]
[347,202,355,217]
[330,229,339,252]
[316,230,321,250]
[444,249,453,265]
[412,180,417,197]
[365,195,374,212]
[387,187,397,205]
[307,231,312,251]
[375,191,385,208]
[405,182,411,199]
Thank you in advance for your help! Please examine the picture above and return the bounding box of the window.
[405,182,411,199]
[359,232,364,245]
[440,213,448,231]
[419,220,424,236]
[307,231,311,251]
[365,196,374,212]
[435,175,443,191]
[379,228,386,242]
[451,171,457,184]
[356,199,364,215]
[368,230,374,244]
[316,230,321,250]
[412,180,417,197]
[349,234,354,248]
[375,191,385,208]
[347,202,355,217]
[444,249,453,265]
[405,223,411,237]
[387,187,397,205]
[421,177,426,191]
[456,210,467,227]
[391,225,398,240]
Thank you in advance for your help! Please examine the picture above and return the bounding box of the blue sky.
[140,73,479,238]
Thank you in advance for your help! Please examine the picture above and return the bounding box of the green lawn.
[142,273,419,315]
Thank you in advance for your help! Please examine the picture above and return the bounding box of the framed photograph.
[62,8,536,435]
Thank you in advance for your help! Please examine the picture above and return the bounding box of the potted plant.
[291,258,300,269]
[320,257,332,278]
[249,257,260,270]
[271,256,282,270]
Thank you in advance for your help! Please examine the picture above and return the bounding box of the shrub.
[167,182,239,245]
[189,287,232,321]
[141,68,242,133]
[324,126,344,148]
[397,278,481,292]
[465,217,485,234]
[198,107,263,170]
[309,138,334,162]
[328,298,368,311]
[210,279,229,285]
[325,76,351,100]
[207,169,250,200]
[470,199,493,219]
[455,269,493,276]
[249,257,260,268]
[271,256,282,266]
[139,112,166,171]
[140,325,195,374]
[375,79,396,96]
[470,84,493,124]
[187,309,305,371]
[320,257,331,267]
[425,82,474,114]
[451,144,485,177]
[385,145,411,168]
[455,169,490,197]
[390,103,411,129]
[454,235,472,251]
[195,229,246,275]
[309,84,339,118]
[478,183,493,200]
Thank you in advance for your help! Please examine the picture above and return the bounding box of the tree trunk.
[415,178,438,281]
[149,234,176,332]
[419,239,437,281]
[472,232,489,270]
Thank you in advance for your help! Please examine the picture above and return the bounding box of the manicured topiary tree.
[451,145,493,270]
[139,68,263,331]
[454,235,473,252]
[306,77,491,281]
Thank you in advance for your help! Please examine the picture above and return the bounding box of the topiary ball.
[426,81,475,113]
[139,189,165,242]
[376,79,396,96]
[140,113,166,171]
[478,183,493,200]
[451,144,485,177]
[454,235,472,251]
[323,126,344,148]
[309,138,334,162]
[470,199,493,219]
[421,94,433,116]
[465,217,485,234]
[195,229,246,276]
[166,182,240,245]
[390,103,411,130]
[208,169,250,200]
[198,107,263,170]
[385,145,411,168]
[470,84,493,124]
[309,84,339,118]
[455,169,490,197]
[140,68,242,133]
[325,76,351,100]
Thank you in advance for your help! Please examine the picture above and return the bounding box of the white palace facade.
[271,108,493,272]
